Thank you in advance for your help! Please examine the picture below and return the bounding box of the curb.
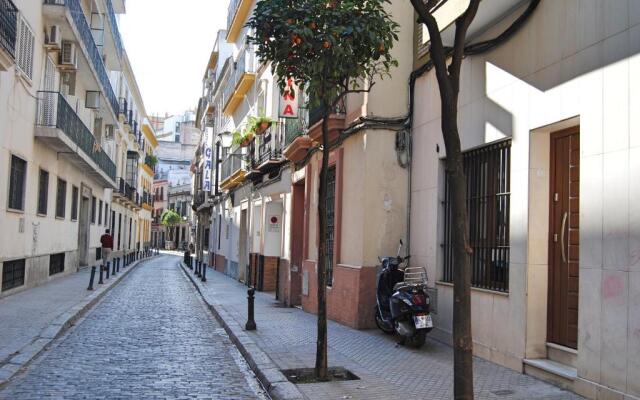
[178,262,305,400]
[0,255,158,388]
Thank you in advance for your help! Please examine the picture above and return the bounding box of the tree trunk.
[315,111,330,381]
[441,98,474,400]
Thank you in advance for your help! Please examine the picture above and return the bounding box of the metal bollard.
[111,261,116,276]
[116,259,120,273]
[99,264,104,284]
[201,262,207,282]
[245,287,256,331]
[88,266,96,290]
[197,260,202,277]
[105,262,110,279]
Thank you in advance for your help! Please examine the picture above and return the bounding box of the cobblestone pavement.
[0,269,95,363]
[0,255,268,400]
[185,259,584,400]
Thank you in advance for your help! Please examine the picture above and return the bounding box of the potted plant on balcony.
[232,128,254,148]
[145,154,158,169]
[248,115,277,136]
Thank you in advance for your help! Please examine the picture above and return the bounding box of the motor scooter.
[375,240,433,348]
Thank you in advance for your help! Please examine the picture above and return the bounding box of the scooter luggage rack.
[402,267,428,285]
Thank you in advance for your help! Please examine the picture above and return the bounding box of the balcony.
[307,98,346,145]
[43,0,119,118]
[142,190,153,211]
[193,190,206,211]
[35,91,116,188]
[119,97,128,124]
[226,0,251,43]
[104,0,123,57]
[222,46,256,116]
[282,109,314,163]
[0,0,17,71]
[220,147,246,191]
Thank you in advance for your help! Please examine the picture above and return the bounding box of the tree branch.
[411,0,452,98]
[449,0,480,88]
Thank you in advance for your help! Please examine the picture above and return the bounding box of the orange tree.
[248,0,399,380]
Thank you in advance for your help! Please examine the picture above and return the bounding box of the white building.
[0,0,155,297]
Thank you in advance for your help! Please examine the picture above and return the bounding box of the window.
[325,166,336,287]
[2,259,25,291]
[16,16,35,80]
[8,155,27,211]
[91,196,96,224]
[98,200,103,224]
[56,179,67,218]
[37,169,49,215]
[442,140,511,292]
[49,253,65,276]
[71,186,79,221]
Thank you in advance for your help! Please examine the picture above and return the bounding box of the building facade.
[409,1,640,399]
[0,0,156,298]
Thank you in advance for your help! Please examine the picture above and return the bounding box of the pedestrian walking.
[100,229,114,267]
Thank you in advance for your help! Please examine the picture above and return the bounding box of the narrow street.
[0,256,267,400]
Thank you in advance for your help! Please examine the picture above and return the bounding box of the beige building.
[0,0,155,297]
[410,1,640,399]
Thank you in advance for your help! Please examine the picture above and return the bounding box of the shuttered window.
[91,196,96,224]
[37,169,49,215]
[98,200,103,224]
[16,16,35,80]
[71,186,79,221]
[8,155,26,211]
[56,178,67,219]
[442,140,511,292]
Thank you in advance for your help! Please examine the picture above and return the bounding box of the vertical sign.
[203,127,213,193]
[279,77,299,118]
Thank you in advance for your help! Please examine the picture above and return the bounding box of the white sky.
[119,0,228,117]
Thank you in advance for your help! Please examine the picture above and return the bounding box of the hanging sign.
[203,127,213,193]
[279,77,299,119]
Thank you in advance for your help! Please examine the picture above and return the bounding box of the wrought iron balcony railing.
[226,0,241,33]
[220,147,244,182]
[0,0,18,59]
[193,191,205,208]
[119,97,128,122]
[36,91,116,181]
[43,0,119,118]
[104,0,123,57]
[308,98,346,127]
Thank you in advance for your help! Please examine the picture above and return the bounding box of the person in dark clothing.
[100,229,114,264]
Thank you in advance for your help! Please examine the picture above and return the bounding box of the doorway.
[290,181,306,305]
[547,127,580,349]
[239,209,248,282]
[78,190,90,266]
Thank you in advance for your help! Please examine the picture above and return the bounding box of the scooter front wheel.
[374,307,394,334]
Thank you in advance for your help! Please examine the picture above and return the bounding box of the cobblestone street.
[0,255,267,400]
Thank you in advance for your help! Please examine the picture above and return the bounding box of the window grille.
[325,166,336,287]
[37,169,49,215]
[442,140,511,292]
[71,186,78,220]
[8,155,26,211]
[49,253,65,276]
[2,259,25,291]
[56,178,67,218]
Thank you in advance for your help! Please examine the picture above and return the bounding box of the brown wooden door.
[547,127,580,349]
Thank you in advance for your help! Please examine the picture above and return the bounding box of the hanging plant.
[249,115,277,135]
[231,128,254,147]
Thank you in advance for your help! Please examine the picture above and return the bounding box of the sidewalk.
[0,254,155,386]
[181,259,583,400]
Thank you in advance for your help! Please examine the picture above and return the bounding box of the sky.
[119,0,228,118]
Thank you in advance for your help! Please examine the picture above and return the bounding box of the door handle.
[560,211,568,263]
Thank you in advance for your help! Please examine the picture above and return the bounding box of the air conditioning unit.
[86,91,101,109]
[45,25,62,50]
[59,41,78,70]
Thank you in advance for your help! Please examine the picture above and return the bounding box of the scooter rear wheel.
[375,307,395,334]
[407,330,427,348]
